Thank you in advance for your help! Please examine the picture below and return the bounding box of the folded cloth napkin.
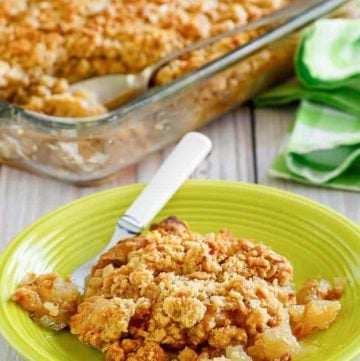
[254,19,360,191]
[254,78,360,116]
[296,19,360,89]
[270,101,360,191]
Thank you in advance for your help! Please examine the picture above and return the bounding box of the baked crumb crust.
[12,217,344,360]
[0,0,290,117]
[74,216,296,359]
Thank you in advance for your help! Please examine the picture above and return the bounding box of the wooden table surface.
[1,105,359,361]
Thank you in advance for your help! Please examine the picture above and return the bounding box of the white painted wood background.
[1,105,359,360]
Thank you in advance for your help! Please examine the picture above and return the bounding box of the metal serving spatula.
[71,132,212,291]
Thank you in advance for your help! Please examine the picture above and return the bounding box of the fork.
[71,132,212,291]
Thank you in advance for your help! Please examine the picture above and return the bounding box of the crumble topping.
[12,272,80,331]
[12,217,344,360]
[0,0,290,117]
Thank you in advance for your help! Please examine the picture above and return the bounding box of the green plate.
[0,181,360,361]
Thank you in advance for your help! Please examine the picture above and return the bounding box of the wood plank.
[0,106,254,361]
[254,106,360,225]
[144,107,255,182]
[0,165,137,247]
[197,107,254,181]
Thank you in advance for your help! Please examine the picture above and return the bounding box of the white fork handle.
[71,132,211,289]
[108,132,212,248]
[125,132,211,228]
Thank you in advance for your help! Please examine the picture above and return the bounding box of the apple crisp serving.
[12,217,344,361]
[0,0,291,117]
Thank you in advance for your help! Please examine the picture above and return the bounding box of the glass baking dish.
[0,0,353,185]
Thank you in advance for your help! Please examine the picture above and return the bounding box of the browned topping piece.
[126,342,168,361]
[177,347,198,361]
[70,296,137,350]
[12,272,80,331]
[105,340,167,361]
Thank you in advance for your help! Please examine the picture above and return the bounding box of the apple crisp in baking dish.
[13,217,344,361]
[0,0,291,118]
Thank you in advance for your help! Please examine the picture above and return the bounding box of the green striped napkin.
[270,101,360,191]
[296,19,360,89]
[254,78,360,116]
[255,19,360,191]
